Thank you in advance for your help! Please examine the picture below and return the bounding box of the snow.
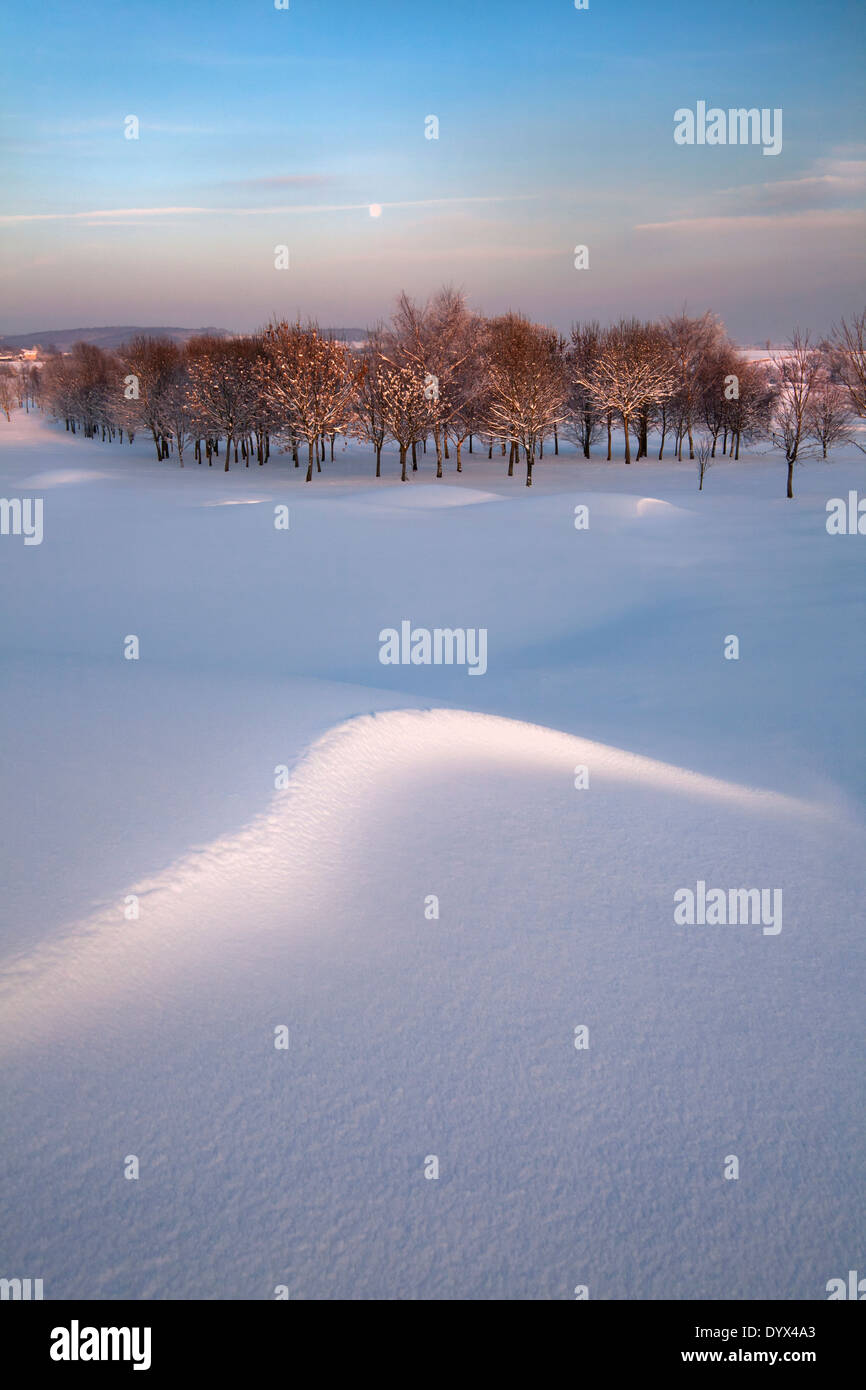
[22,468,110,487]
[0,410,864,1300]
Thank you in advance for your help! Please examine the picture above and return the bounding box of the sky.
[1,0,864,341]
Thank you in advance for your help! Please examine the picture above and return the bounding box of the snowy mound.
[1,708,861,1300]
[202,496,268,507]
[348,483,503,509]
[23,468,110,486]
[635,496,681,515]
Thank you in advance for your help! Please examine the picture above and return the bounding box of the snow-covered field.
[1,410,864,1299]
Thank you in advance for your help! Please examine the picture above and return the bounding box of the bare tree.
[120,336,182,459]
[806,377,855,459]
[634,322,672,459]
[353,327,388,476]
[379,363,429,481]
[384,287,477,478]
[40,353,79,431]
[567,322,602,458]
[700,341,746,456]
[574,319,675,465]
[157,365,194,466]
[58,343,115,440]
[186,337,254,471]
[695,435,713,490]
[486,313,567,486]
[770,331,822,496]
[829,308,866,449]
[723,359,775,459]
[444,313,487,471]
[257,321,357,481]
[0,368,15,421]
[664,310,726,460]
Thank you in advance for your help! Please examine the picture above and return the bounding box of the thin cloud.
[635,209,866,233]
[0,194,540,226]
[713,159,866,214]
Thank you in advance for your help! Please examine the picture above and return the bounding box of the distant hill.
[0,325,371,352]
[322,328,370,343]
[0,326,231,352]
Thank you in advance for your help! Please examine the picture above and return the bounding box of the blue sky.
[1,0,864,339]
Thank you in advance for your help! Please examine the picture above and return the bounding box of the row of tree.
[28,292,866,495]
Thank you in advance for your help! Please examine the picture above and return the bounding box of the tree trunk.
[606,411,612,460]
[525,446,533,487]
[622,412,632,463]
[306,439,315,482]
[400,445,408,482]
[786,458,794,498]
[375,445,381,478]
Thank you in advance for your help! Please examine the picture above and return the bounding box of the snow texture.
[0,411,864,1299]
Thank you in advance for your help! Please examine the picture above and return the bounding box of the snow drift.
[1,708,862,1300]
